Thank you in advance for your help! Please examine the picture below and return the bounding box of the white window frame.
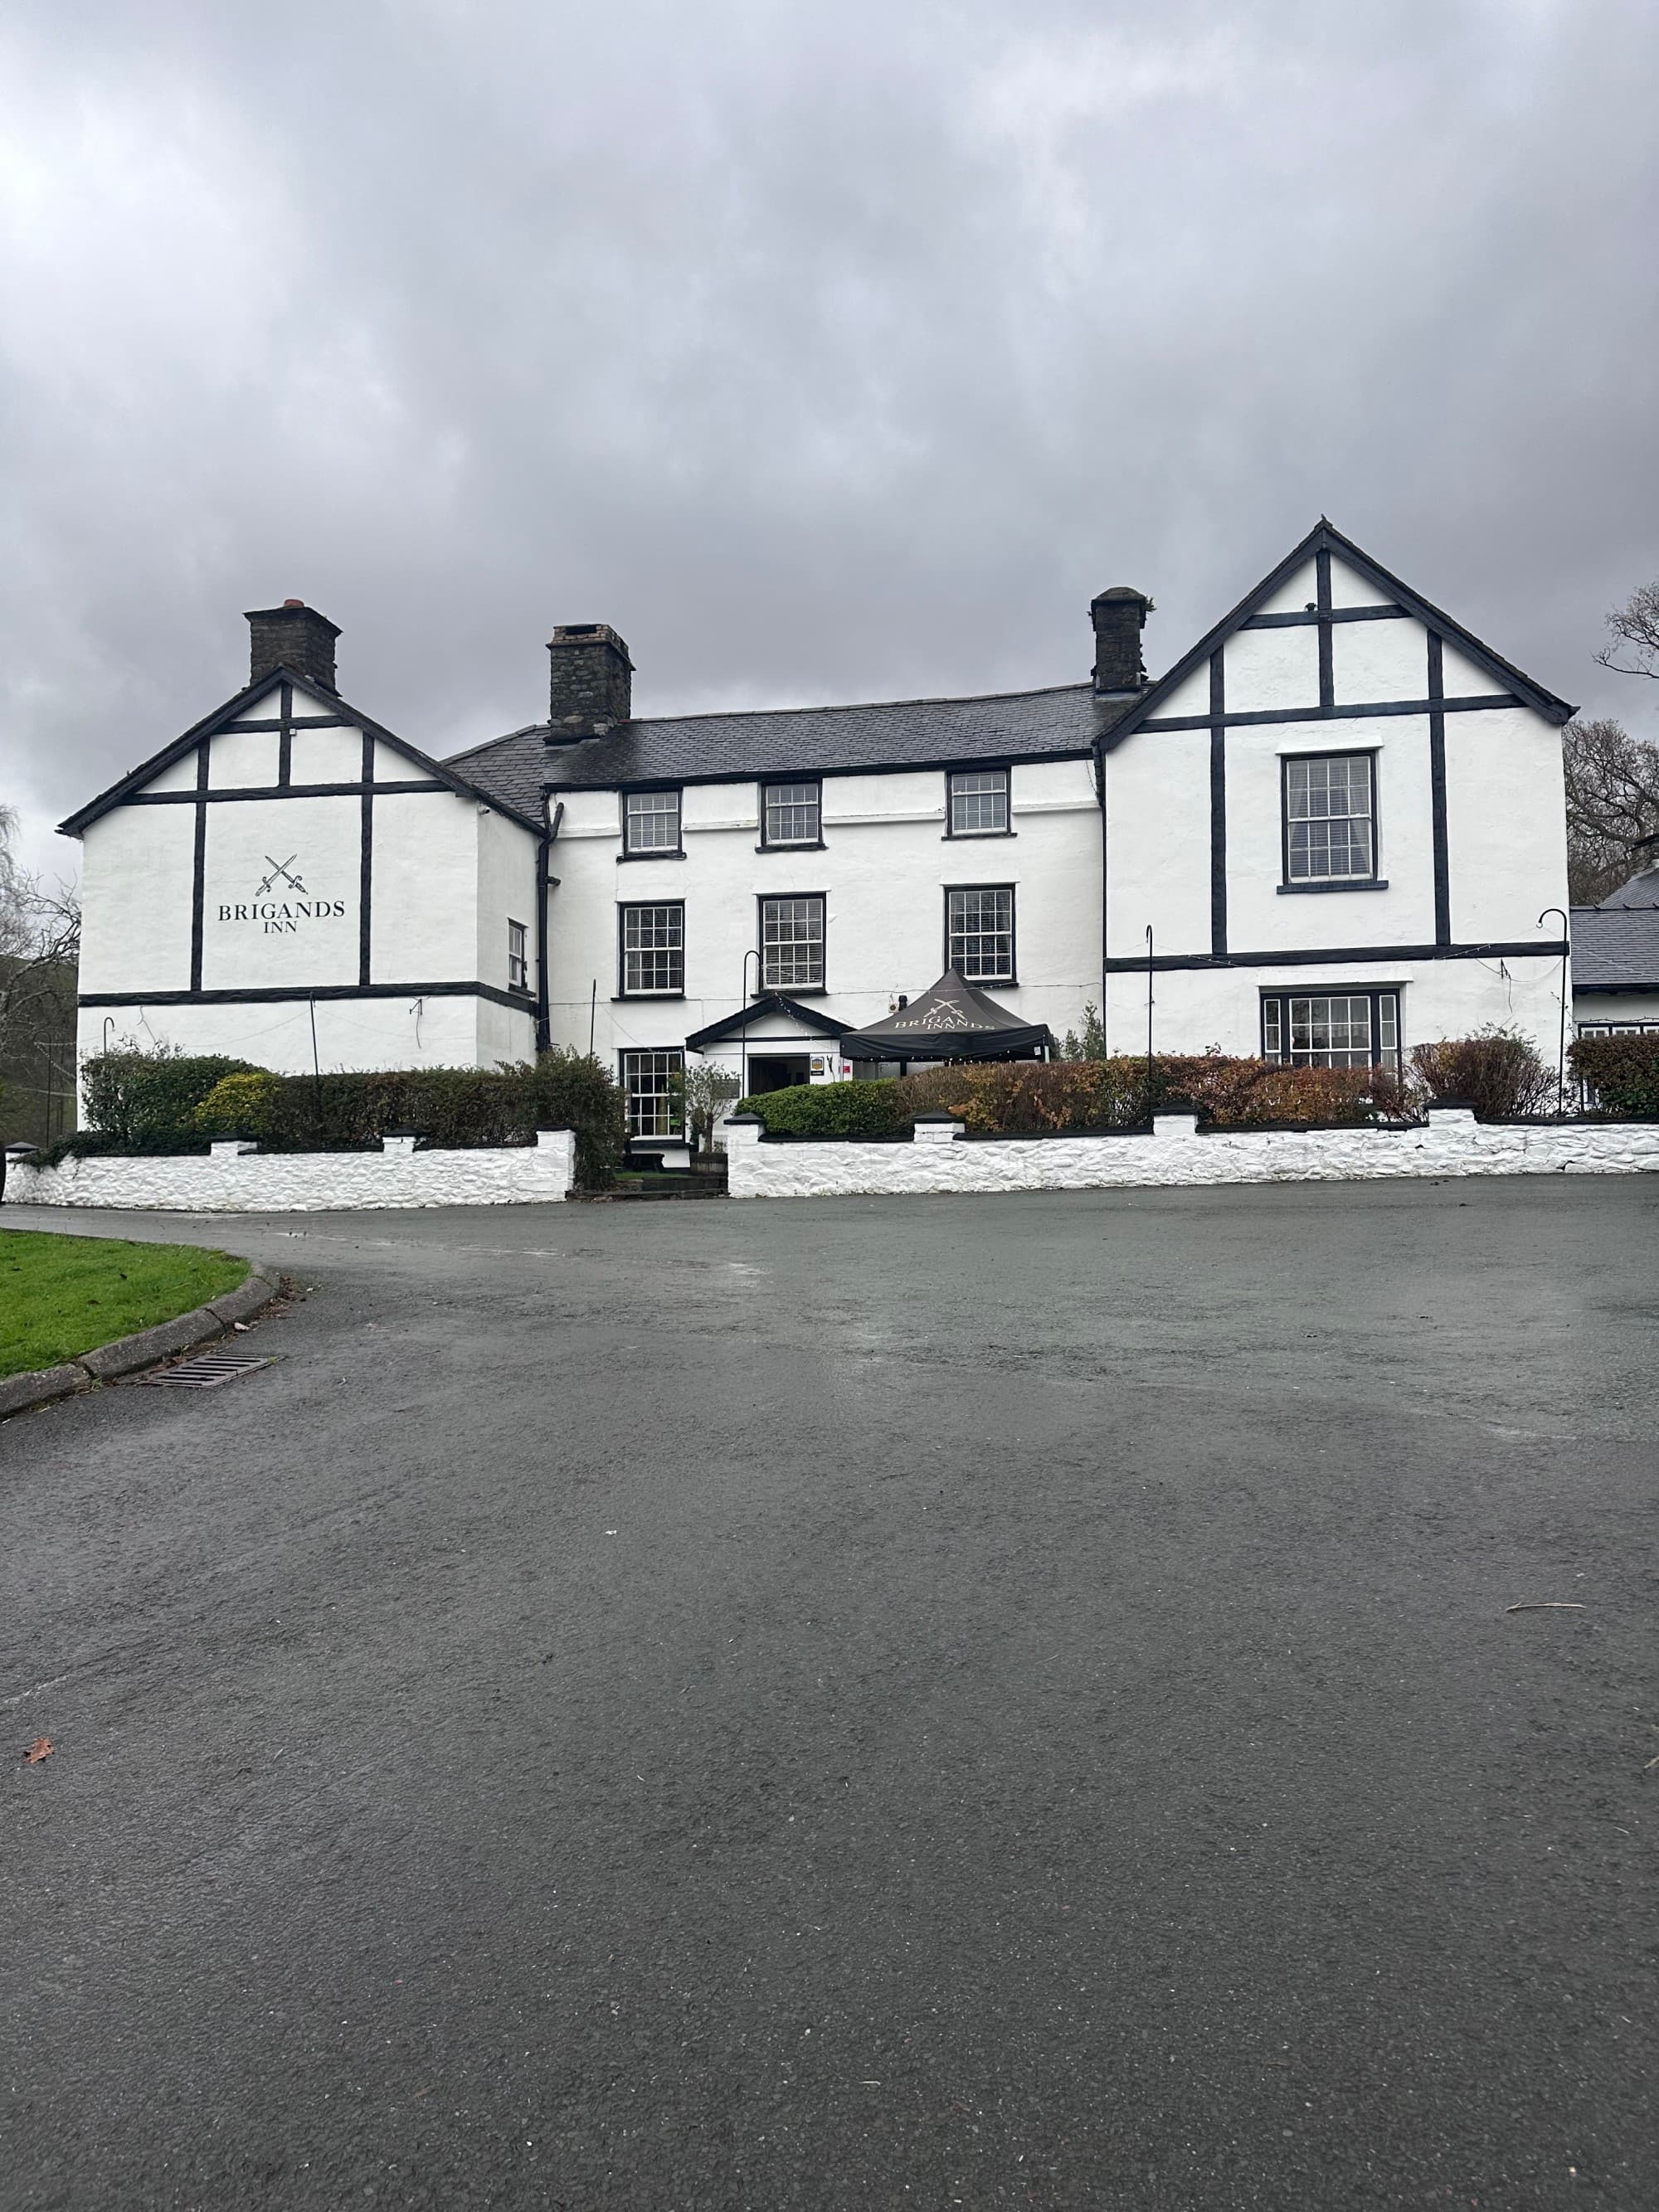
[947,767,1010,838]
[759,893,825,990]
[619,902,684,996]
[623,788,682,855]
[1282,752,1377,885]
[946,884,1014,983]
[620,1048,684,1140]
[761,780,822,848]
[507,918,528,993]
[1262,989,1400,1071]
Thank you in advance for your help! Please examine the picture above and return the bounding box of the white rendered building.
[65,522,1578,1149]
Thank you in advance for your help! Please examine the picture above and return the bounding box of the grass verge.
[0,1230,249,1377]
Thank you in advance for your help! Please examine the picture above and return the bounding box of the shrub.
[193,1071,282,1139]
[738,1056,1419,1138]
[71,1046,627,1188]
[1409,1028,1557,1120]
[1569,1032,1659,1117]
[81,1047,263,1147]
[736,1082,912,1136]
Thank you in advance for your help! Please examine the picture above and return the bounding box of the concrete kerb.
[0,1262,283,1418]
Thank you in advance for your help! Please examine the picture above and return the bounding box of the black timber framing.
[358,728,374,988]
[276,680,293,788]
[1137,693,1519,734]
[1209,653,1227,956]
[1316,548,1335,712]
[1427,634,1452,946]
[77,980,538,1014]
[188,742,208,992]
[1101,517,1574,755]
[1242,605,1405,630]
[59,664,544,839]
[1101,938,1568,975]
[115,780,449,806]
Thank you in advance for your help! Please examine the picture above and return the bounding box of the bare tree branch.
[1562,714,1659,903]
[1593,578,1659,683]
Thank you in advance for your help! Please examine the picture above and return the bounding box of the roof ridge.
[445,679,1097,764]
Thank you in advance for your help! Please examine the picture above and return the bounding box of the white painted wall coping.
[724,1108,1659,1198]
[6,1130,576,1212]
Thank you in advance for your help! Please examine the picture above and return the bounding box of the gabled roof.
[684,993,847,1049]
[1570,903,1659,992]
[446,682,1133,809]
[1101,518,1575,751]
[59,668,545,839]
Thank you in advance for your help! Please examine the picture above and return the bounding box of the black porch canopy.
[839,970,1053,1062]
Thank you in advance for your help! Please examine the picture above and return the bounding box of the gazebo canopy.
[839,970,1053,1062]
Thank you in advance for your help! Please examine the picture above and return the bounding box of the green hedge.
[1570,1032,1659,1117]
[81,1051,261,1147]
[739,1056,1417,1138]
[67,1045,628,1189]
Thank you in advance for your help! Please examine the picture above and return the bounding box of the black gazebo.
[839,970,1053,1064]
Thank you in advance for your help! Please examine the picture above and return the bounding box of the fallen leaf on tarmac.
[22,1737,53,1764]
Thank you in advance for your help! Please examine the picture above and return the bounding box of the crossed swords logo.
[255,853,309,897]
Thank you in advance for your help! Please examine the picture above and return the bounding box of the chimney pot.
[1090,586,1152,695]
[546,622,633,737]
[244,600,340,693]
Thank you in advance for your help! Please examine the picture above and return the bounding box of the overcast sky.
[4,0,1657,882]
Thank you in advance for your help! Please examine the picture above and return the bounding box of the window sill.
[611,992,687,1002]
[755,839,827,853]
[958,975,1018,988]
[943,829,1016,840]
[1277,878,1389,894]
[618,849,686,863]
[759,985,829,997]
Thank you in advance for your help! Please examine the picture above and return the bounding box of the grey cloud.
[3,0,1657,880]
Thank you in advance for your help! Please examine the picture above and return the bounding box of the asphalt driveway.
[3,1177,1657,2210]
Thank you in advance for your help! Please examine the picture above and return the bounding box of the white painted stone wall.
[723,1110,1659,1199]
[7,1130,574,1212]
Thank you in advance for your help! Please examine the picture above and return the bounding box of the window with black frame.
[946,885,1014,982]
[620,1048,684,1139]
[619,902,684,995]
[761,780,820,848]
[1262,989,1399,1070]
[947,767,1010,837]
[760,893,825,989]
[1282,753,1376,884]
[623,788,681,855]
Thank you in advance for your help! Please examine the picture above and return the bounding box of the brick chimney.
[547,623,633,736]
[1091,587,1152,695]
[245,600,340,693]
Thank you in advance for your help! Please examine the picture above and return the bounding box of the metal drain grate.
[144,1352,277,1389]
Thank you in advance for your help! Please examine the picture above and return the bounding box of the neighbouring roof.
[446,683,1131,812]
[1597,862,1659,910]
[839,970,1053,1061]
[1571,904,1659,992]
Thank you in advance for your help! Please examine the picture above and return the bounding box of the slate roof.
[445,683,1131,813]
[1596,862,1659,910]
[1571,904,1659,991]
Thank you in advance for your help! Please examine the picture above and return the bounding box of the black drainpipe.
[1095,736,1108,1056]
[535,800,562,1056]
